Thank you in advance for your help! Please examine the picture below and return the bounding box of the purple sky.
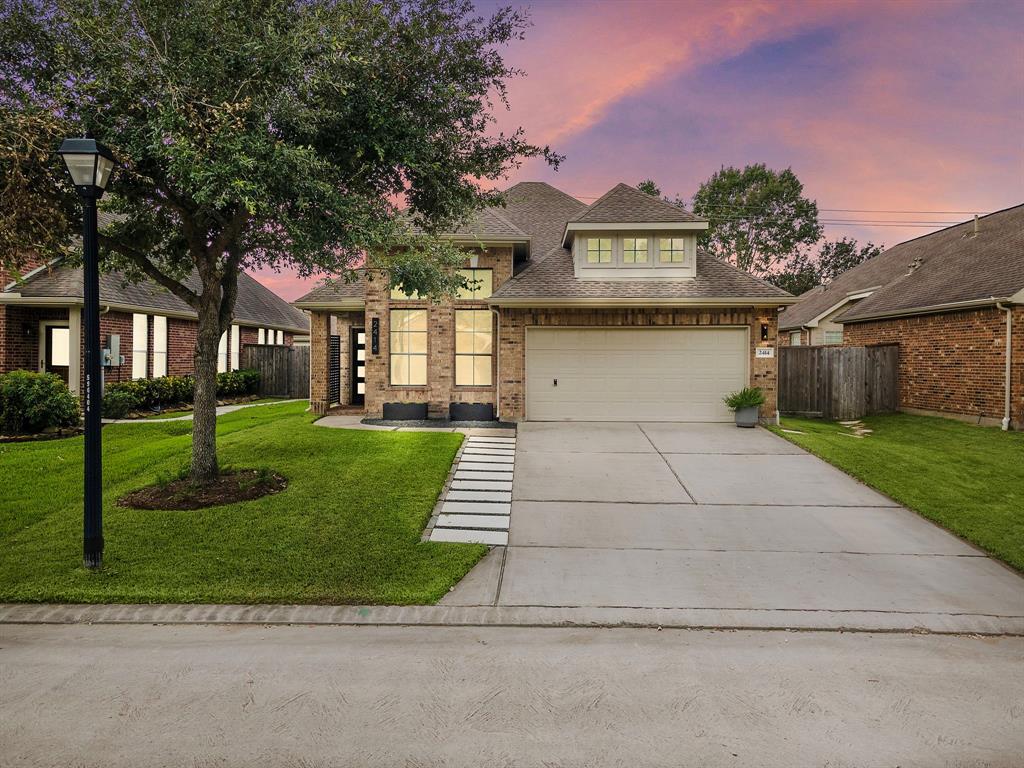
[255,0,1024,300]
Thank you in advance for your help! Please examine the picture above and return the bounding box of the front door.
[41,324,72,384]
[351,327,366,406]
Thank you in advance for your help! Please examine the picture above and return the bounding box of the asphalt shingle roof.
[491,248,792,301]
[570,183,706,224]
[8,263,309,333]
[409,206,528,240]
[780,204,1024,329]
[293,271,367,306]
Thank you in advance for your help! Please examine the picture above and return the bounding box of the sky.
[254,0,1024,300]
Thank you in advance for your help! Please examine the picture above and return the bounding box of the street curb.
[1,603,1022,635]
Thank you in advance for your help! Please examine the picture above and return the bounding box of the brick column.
[309,310,331,415]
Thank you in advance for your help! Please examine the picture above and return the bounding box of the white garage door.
[526,327,749,422]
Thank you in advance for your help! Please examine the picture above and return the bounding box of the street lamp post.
[57,137,115,570]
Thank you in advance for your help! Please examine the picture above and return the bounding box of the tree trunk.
[191,301,222,483]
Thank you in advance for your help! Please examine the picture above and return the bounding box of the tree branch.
[98,234,200,308]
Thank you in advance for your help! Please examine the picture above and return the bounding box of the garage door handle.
[553,378,557,387]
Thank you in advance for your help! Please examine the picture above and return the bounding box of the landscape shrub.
[101,370,260,416]
[0,370,80,434]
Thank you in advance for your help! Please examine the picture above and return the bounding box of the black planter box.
[449,402,495,422]
[382,402,429,420]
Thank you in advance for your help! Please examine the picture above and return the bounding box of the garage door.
[526,327,748,422]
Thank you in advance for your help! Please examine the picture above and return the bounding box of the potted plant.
[723,387,765,428]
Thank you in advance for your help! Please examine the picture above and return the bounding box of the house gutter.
[995,299,1013,431]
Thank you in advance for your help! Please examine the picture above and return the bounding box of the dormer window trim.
[575,233,696,273]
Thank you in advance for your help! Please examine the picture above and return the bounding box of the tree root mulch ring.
[118,470,287,511]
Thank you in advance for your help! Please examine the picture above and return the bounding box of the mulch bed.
[118,469,288,511]
[0,426,84,443]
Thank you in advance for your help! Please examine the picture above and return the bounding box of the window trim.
[789,331,802,347]
[389,308,429,387]
[823,329,843,346]
[658,236,687,264]
[132,313,148,379]
[585,237,613,265]
[453,309,494,388]
[152,316,168,378]
[621,236,650,266]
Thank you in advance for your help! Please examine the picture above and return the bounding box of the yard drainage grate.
[429,435,515,545]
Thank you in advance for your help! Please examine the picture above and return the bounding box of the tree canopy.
[0,0,558,479]
[690,164,823,277]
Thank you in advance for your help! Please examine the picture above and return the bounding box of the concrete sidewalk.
[2,623,1022,767]
[441,422,1024,633]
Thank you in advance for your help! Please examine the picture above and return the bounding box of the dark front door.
[43,325,71,384]
[351,327,366,406]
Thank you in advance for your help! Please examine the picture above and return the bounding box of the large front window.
[454,310,492,386]
[390,308,428,385]
[623,237,648,264]
[586,237,612,264]
[456,268,493,299]
[659,237,686,263]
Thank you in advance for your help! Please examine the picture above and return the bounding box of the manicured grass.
[140,397,289,419]
[0,401,485,604]
[768,414,1024,571]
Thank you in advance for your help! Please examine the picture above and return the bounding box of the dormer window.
[586,238,612,264]
[623,237,648,264]
[659,238,686,263]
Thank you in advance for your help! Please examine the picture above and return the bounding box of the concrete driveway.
[443,422,1024,631]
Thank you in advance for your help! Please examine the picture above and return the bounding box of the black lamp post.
[57,137,115,570]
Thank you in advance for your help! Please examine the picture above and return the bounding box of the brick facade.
[842,307,1023,428]
[309,254,781,423]
[496,306,779,421]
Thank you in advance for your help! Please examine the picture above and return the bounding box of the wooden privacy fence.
[778,344,898,420]
[240,344,310,399]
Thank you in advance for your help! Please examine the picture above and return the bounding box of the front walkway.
[441,421,1024,632]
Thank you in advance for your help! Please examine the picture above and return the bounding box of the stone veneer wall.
[842,306,1023,428]
[496,306,779,422]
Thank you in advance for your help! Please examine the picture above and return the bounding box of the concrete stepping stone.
[430,528,508,545]
[455,470,514,482]
[441,501,511,515]
[463,446,516,454]
[436,514,510,530]
[466,438,516,446]
[459,452,514,463]
[451,480,513,492]
[446,490,512,502]
[457,462,514,473]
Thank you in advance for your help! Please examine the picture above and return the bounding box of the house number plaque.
[371,317,380,355]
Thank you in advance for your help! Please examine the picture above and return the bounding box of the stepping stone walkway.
[429,434,515,545]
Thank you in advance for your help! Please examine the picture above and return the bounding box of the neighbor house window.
[824,330,843,345]
[623,237,648,264]
[230,324,241,370]
[456,268,493,300]
[276,330,284,345]
[132,313,148,379]
[218,331,228,372]
[390,308,428,385]
[258,328,266,344]
[152,316,168,377]
[659,237,686,263]
[454,310,493,386]
[790,331,802,346]
[586,237,612,264]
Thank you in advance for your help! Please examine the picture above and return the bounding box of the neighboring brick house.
[0,253,308,399]
[779,205,1024,429]
[296,182,795,423]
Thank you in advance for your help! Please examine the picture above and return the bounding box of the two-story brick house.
[297,182,795,423]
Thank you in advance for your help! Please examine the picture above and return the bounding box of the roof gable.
[570,183,706,224]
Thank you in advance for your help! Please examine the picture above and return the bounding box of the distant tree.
[0,0,558,482]
[636,179,661,197]
[817,236,883,281]
[769,252,820,296]
[690,164,823,277]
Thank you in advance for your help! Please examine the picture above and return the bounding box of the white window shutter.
[258,328,265,344]
[231,324,241,370]
[132,314,148,379]
[152,316,168,377]
[218,332,228,372]
[276,330,284,345]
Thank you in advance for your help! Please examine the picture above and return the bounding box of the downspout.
[801,326,811,346]
[995,300,1013,430]
[490,307,501,421]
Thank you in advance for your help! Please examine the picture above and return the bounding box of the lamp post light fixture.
[57,137,115,570]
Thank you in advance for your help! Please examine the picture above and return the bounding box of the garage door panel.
[526,327,748,422]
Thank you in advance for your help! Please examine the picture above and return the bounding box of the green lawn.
[768,414,1024,571]
[0,401,486,604]
[140,397,290,419]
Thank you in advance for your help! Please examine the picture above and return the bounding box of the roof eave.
[293,300,366,312]
[561,221,709,248]
[488,296,796,308]
[840,295,1019,324]
[781,289,877,331]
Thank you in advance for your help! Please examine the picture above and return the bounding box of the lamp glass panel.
[95,156,114,189]
[62,153,97,186]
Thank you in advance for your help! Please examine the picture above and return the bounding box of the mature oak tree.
[690,164,823,277]
[0,0,558,481]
